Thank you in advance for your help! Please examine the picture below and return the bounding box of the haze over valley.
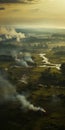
[0,26,65,130]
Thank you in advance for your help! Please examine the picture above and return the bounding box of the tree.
[60,63,65,86]
[40,68,58,87]
[60,63,65,75]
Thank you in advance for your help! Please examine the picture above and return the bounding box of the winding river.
[39,53,61,70]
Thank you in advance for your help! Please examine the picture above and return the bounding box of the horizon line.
[0,25,65,30]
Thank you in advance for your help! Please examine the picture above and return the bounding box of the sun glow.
[0,0,65,28]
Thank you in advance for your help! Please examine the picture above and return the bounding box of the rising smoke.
[0,27,25,42]
[0,75,46,113]
[12,51,34,67]
[0,76,16,103]
[17,95,46,112]
[16,58,29,67]
[24,53,34,63]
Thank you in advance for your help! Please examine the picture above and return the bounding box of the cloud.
[0,0,37,4]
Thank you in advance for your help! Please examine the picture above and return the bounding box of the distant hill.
[16,28,65,34]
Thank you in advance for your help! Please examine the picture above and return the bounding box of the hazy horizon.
[0,0,65,28]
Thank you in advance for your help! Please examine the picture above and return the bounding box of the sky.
[0,0,65,28]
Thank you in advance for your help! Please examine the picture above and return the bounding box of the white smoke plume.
[16,58,29,67]
[24,53,34,63]
[0,76,16,103]
[0,27,25,42]
[11,50,29,67]
[11,51,34,67]
[17,95,46,113]
[0,75,46,113]
[16,52,35,67]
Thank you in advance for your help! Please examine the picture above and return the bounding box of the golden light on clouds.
[0,0,65,28]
